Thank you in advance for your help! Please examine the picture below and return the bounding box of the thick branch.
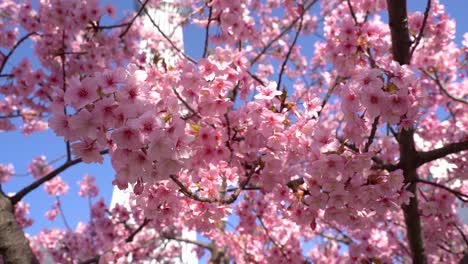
[0,188,39,263]
[202,6,213,58]
[0,32,38,75]
[417,139,468,167]
[386,0,426,263]
[415,178,468,203]
[10,149,109,205]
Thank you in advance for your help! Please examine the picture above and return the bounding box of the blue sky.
[0,0,467,252]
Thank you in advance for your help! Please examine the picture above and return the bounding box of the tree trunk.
[386,1,427,263]
[0,187,39,264]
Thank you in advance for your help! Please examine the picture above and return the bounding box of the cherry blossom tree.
[0,0,467,263]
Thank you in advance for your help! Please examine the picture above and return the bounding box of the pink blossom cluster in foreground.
[0,0,467,263]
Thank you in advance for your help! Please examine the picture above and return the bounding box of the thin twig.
[202,6,213,58]
[409,0,431,60]
[119,0,150,38]
[417,139,468,167]
[56,196,72,231]
[137,0,197,64]
[364,116,380,152]
[422,69,468,105]
[249,0,318,66]
[0,32,38,75]
[276,14,304,90]
[10,150,109,205]
[317,77,342,117]
[126,218,151,243]
[257,215,289,260]
[172,88,202,119]
[415,178,468,203]
[162,233,212,250]
[346,0,358,24]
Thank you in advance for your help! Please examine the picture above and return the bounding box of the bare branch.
[172,87,202,119]
[10,149,109,205]
[0,32,38,76]
[409,0,431,60]
[126,218,151,243]
[249,0,318,66]
[202,6,213,58]
[119,0,150,38]
[276,14,304,90]
[415,178,468,203]
[346,0,358,24]
[137,0,197,64]
[422,69,468,105]
[364,116,380,152]
[417,139,468,167]
[162,233,212,250]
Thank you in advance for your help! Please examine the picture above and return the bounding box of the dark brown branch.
[56,196,72,231]
[247,71,266,86]
[409,0,431,60]
[415,178,468,203]
[257,215,289,260]
[137,0,197,64]
[162,233,212,250]
[249,0,318,66]
[317,231,352,245]
[276,15,304,90]
[417,139,468,167]
[317,77,342,117]
[364,116,380,152]
[126,218,151,243]
[346,0,358,24]
[0,32,38,75]
[453,224,468,248]
[79,218,151,264]
[202,6,213,58]
[386,1,426,263]
[172,88,202,119]
[170,163,258,204]
[119,0,150,38]
[10,149,109,205]
[422,69,468,105]
[0,187,39,263]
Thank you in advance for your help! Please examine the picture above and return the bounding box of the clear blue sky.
[1,0,467,243]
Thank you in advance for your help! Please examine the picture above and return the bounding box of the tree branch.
[137,0,197,64]
[249,0,318,66]
[409,0,431,61]
[202,5,213,58]
[421,69,468,105]
[417,139,468,167]
[126,218,151,243]
[364,116,380,152]
[276,14,304,90]
[119,0,150,38]
[10,149,109,205]
[0,188,39,263]
[0,32,38,76]
[386,1,426,263]
[415,178,468,203]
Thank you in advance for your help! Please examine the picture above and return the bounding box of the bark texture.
[386,0,427,263]
[0,188,39,264]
